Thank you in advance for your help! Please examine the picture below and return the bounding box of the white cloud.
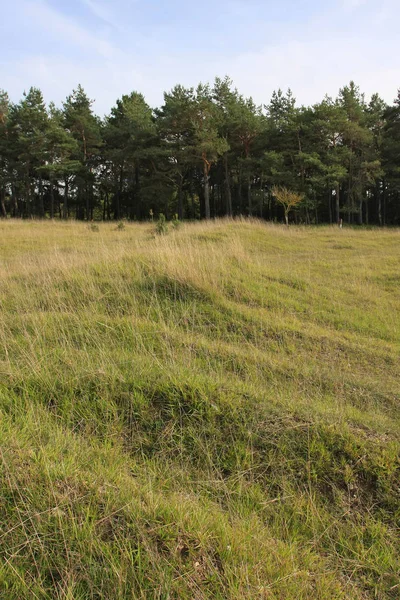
[3,0,400,115]
[339,0,397,20]
[340,0,368,11]
[1,54,148,113]
[23,0,117,59]
[214,36,400,107]
[81,0,119,28]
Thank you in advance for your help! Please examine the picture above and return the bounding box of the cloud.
[81,0,119,28]
[3,0,400,115]
[0,53,148,113]
[215,35,400,107]
[23,0,117,59]
[340,0,368,10]
[339,0,397,20]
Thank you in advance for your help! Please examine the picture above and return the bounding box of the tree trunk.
[358,196,363,225]
[336,184,340,224]
[285,212,289,227]
[328,189,332,224]
[247,176,252,217]
[177,177,183,220]
[383,179,386,226]
[192,194,196,219]
[190,182,196,219]
[135,164,141,219]
[0,188,6,217]
[377,184,382,226]
[218,182,222,216]
[106,190,111,220]
[224,153,232,217]
[28,180,33,219]
[63,178,69,219]
[101,191,106,221]
[50,179,55,219]
[38,174,44,218]
[11,185,18,217]
[86,182,90,221]
[204,161,210,219]
[238,165,242,214]
[114,178,121,220]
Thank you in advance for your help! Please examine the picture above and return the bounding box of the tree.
[212,76,237,216]
[193,84,229,219]
[63,85,102,219]
[263,90,300,188]
[0,90,10,217]
[272,186,303,226]
[382,90,400,225]
[105,91,155,219]
[365,94,386,225]
[10,87,49,217]
[0,78,398,224]
[337,82,375,224]
[230,95,263,216]
[308,98,347,223]
[44,104,80,218]
[156,85,197,219]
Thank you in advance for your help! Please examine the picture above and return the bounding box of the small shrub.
[89,223,99,232]
[171,213,181,229]
[155,213,168,235]
[116,221,125,231]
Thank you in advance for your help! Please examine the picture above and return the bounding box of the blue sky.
[1,0,399,114]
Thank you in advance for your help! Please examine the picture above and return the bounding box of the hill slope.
[0,220,399,599]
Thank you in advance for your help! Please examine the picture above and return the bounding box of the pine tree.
[44,104,80,218]
[155,85,197,219]
[0,90,10,217]
[105,92,155,219]
[63,85,102,219]
[10,87,48,217]
[193,84,229,219]
[382,91,400,224]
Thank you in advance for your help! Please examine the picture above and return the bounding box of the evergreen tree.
[0,90,10,217]
[382,91,400,224]
[156,85,197,219]
[0,79,398,224]
[193,84,228,219]
[63,85,102,219]
[45,104,80,218]
[10,87,48,217]
[105,91,155,219]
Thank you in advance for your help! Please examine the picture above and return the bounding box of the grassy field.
[0,219,399,599]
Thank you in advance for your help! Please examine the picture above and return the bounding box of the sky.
[1,0,399,115]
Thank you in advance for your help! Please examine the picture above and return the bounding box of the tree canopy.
[0,78,399,224]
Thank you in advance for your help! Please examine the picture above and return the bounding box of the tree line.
[0,77,399,224]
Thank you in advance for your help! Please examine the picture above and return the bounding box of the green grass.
[0,219,399,599]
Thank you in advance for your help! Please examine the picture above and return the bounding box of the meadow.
[0,219,399,599]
